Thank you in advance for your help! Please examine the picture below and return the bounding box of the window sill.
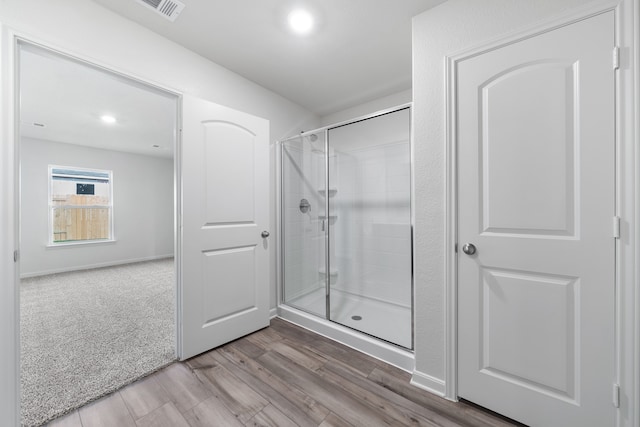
[46,239,117,248]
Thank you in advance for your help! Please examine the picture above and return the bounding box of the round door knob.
[462,243,476,255]
[261,231,270,238]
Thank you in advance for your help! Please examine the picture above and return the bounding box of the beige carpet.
[20,259,175,427]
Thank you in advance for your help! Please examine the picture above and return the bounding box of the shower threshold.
[287,287,412,349]
[278,300,414,372]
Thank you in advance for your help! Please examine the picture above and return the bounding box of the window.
[49,166,113,245]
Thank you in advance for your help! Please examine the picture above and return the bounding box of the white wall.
[0,1,320,140]
[320,89,412,127]
[0,1,319,423]
[20,137,174,277]
[411,0,621,393]
[0,0,320,307]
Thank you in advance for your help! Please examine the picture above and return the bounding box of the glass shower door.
[281,132,327,317]
[327,108,412,348]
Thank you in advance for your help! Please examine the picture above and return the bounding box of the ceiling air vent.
[135,0,185,22]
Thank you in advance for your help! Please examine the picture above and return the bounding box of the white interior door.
[180,95,270,360]
[457,12,616,427]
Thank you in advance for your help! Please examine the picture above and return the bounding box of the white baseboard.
[269,307,278,319]
[410,370,447,398]
[20,254,174,278]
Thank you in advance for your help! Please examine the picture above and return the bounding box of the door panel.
[204,122,256,223]
[180,95,269,360]
[480,268,578,401]
[202,247,256,324]
[481,61,577,236]
[457,12,615,427]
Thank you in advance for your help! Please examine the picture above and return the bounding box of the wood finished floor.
[46,318,521,427]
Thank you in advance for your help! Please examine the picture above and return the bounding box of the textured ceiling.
[91,0,446,116]
[19,1,446,158]
[20,44,177,158]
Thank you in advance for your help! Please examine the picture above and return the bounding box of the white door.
[457,12,615,427]
[180,95,270,360]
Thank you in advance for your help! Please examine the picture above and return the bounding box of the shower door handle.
[261,231,270,238]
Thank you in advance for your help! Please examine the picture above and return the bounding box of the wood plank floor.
[46,318,522,427]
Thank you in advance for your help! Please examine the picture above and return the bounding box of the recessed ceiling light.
[288,9,314,35]
[100,115,117,124]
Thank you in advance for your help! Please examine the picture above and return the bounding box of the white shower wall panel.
[282,145,325,300]
[333,141,411,307]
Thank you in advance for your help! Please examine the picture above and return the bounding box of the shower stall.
[278,106,413,365]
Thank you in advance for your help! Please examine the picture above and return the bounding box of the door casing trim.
[1,28,185,425]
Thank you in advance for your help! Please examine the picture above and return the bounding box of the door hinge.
[613,383,620,408]
[454,243,458,253]
[13,250,19,262]
[613,46,620,70]
[613,216,621,239]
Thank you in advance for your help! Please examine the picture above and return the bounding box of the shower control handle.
[462,243,476,255]
[261,231,270,238]
[299,198,311,213]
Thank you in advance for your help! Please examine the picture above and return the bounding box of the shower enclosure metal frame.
[277,104,414,354]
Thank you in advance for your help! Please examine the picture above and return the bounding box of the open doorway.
[17,41,179,426]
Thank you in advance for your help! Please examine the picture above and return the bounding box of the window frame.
[47,165,115,247]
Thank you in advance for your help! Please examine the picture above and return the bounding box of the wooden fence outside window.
[51,194,110,242]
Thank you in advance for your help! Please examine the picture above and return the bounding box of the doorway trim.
[443,1,638,426]
[1,28,184,425]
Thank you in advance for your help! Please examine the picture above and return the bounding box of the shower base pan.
[278,289,414,372]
